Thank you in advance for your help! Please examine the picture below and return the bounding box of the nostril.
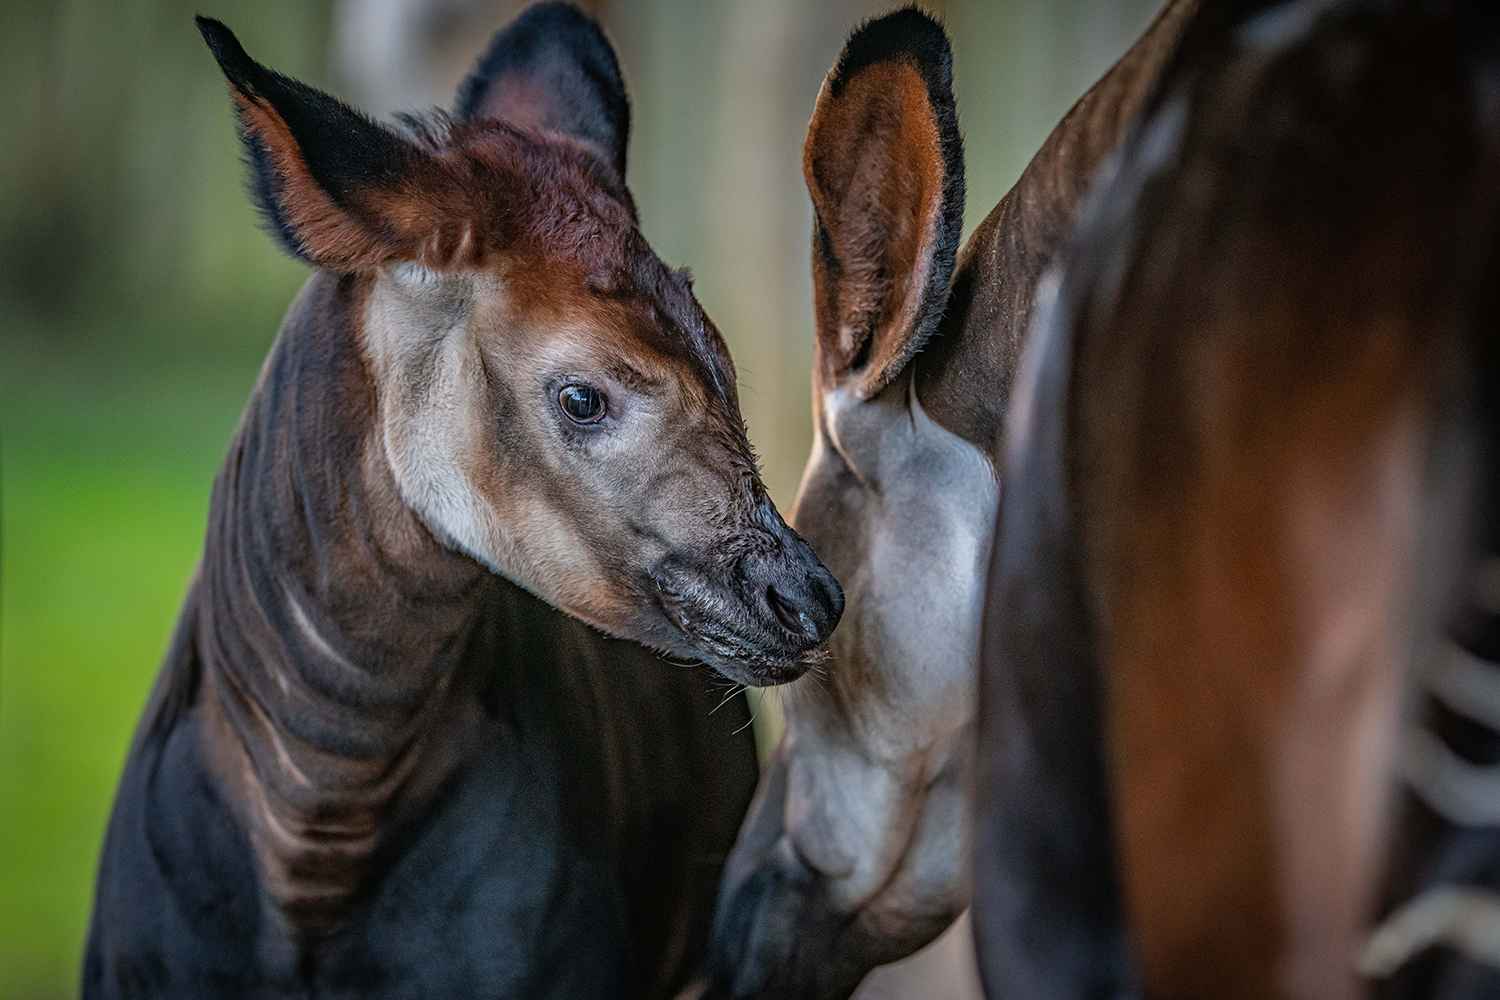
[819,573,844,632]
[766,585,811,638]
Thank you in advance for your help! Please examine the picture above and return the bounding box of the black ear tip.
[508,0,614,56]
[502,0,619,73]
[833,5,954,97]
[196,15,261,90]
[520,1,606,31]
[455,0,625,122]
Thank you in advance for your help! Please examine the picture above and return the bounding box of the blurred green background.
[0,0,1162,996]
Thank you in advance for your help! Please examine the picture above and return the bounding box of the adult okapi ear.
[805,7,965,397]
[454,2,630,183]
[197,17,435,270]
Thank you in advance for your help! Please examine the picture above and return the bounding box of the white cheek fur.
[362,271,513,576]
[358,272,615,621]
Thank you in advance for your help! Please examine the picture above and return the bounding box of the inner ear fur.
[454,1,630,182]
[805,7,964,397]
[198,17,444,271]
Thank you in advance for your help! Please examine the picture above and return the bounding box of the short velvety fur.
[978,1,1500,998]
[86,6,842,996]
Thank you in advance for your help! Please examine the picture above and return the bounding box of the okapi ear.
[454,2,629,181]
[197,17,431,270]
[805,7,964,397]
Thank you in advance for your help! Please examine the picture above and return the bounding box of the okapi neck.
[194,272,492,936]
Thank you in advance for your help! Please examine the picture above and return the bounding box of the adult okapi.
[83,5,842,998]
[977,0,1500,998]
[704,3,1200,998]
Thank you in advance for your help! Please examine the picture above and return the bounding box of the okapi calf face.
[198,7,840,686]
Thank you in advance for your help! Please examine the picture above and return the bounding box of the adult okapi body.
[977,0,1500,998]
[704,3,1198,997]
[84,5,842,998]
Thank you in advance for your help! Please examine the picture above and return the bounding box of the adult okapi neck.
[916,0,1201,451]
[194,272,493,938]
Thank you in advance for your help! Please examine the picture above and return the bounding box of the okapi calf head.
[197,5,840,685]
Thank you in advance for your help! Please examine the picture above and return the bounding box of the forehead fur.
[397,116,739,415]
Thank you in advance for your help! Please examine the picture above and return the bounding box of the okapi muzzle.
[197,12,840,687]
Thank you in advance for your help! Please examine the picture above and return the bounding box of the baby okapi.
[705,3,1198,997]
[978,0,1500,998]
[83,5,840,998]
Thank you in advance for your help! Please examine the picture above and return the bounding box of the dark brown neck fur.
[190,271,492,937]
[915,0,1201,453]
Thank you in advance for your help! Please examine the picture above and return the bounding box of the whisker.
[800,669,831,698]
[734,696,761,736]
[711,683,747,716]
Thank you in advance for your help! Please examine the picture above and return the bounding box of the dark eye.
[559,383,607,424]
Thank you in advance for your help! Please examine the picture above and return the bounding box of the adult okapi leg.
[974,262,1134,999]
[976,2,1500,998]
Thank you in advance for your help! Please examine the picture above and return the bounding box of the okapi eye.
[559,384,607,424]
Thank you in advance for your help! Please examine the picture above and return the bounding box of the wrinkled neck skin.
[717,0,1204,990]
[193,271,492,939]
